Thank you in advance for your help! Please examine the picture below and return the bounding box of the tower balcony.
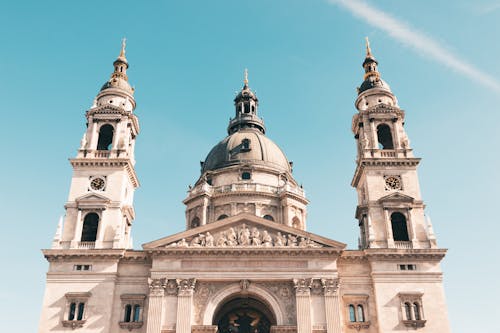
[394,241,413,249]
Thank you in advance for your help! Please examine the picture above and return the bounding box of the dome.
[100,77,133,94]
[358,76,391,94]
[202,129,291,173]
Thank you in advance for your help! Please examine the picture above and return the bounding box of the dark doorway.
[214,297,274,333]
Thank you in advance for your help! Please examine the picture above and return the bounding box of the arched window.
[377,124,394,149]
[81,213,99,242]
[413,303,420,320]
[133,305,141,322]
[263,215,274,221]
[348,304,356,322]
[217,214,228,221]
[241,138,251,151]
[404,302,412,320]
[391,212,409,241]
[97,124,114,150]
[244,103,250,113]
[357,305,365,322]
[191,217,200,228]
[68,302,76,320]
[124,304,132,322]
[77,303,85,320]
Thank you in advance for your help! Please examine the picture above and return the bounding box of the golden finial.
[120,37,127,58]
[365,36,373,57]
[244,68,249,86]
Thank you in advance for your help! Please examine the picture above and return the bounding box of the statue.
[190,234,203,247]
[361,135,370,149]
[227,227,238,246]
[262,230,273,247]
[80,133,87,149]
[298,236,308,247]
[275,232,285,246]
[287,234,297,246]
[216,235,227,247]
[177,238,188,247]
[239,224,250,246]
[205,232,214,246]
[251,227,261,246]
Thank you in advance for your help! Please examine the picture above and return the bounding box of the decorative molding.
[119,321,144,331]
[293,278,312,296]
[177,278,196,296]
[191,325,218,333]
[62,320,86,329]
[148,278,166,296]
[321,278,339,296]
[270,325,297,333]
[240,279,250,291]
[347,322,370,330]
[402,320,426,328]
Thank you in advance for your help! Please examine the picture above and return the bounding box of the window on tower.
[391,212,410,241]
[343,294,370,329]
[97,124,114,150]
[81,213,99,242]
[376,124,394,149]
[191,217,200,228]
[399,292,426,328]
[62,292,91,328]
[119,294,145,330]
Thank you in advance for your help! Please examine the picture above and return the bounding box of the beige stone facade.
[39,42,451,333]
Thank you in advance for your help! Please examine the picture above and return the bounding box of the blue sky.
[0,0,498,332]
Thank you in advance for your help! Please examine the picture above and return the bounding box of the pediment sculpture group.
[167,224,322,248]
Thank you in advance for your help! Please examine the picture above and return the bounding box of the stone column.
[146,278,166,333]
[71,209,83,248]
[293,278,312,333]
[201,197,209,226]
[384,208,395,248]
[321,279,342,333]
[407,209,418,248]
[176,278,196,333]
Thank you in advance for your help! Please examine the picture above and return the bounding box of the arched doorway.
[213,297,275,333]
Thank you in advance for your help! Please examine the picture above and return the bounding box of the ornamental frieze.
[166,224,322,248]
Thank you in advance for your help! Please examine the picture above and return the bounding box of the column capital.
[321,278,340,296]
[148,278,166,297]
[293,278,312,296]
[177,278,197,296]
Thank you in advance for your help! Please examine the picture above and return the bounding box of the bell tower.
[351,39,437,250]
[52,39,140,250]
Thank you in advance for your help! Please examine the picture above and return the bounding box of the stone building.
[39,40,451,333]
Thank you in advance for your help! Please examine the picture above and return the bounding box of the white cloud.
[329,0,500,92]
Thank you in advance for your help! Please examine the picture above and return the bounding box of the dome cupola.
[228,69,266,134]
[355,38,398,111]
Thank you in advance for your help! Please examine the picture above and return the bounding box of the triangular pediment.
[75,193,110,210]
[75,192,110,203]
[143,213,346,250]
[378,192,415,203]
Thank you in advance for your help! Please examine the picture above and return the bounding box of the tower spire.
[244,68,249,87]
[120,37,126,59]
[365,36,372,58]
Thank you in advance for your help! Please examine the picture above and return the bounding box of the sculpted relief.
[166,224,322,248]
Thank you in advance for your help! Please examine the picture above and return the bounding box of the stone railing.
[394,241,413,249]
[380,150,397,157]
[78,241,96,249]
[93,150,111,158]
[189,183,305,197]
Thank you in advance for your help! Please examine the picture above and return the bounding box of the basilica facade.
[38,40,451,333]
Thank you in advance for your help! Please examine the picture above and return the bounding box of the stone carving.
[166,226,322,248]
[165,279,178,295]
[193,282,227,324]
[320,278,339,296]
[310,279,323,295]
[240,279,250,291]
[293,278,312,295]
[149,278,166,296]
[177,278,196,296]
[258,281,296,325]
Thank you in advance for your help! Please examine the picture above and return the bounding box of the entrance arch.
[214,297,274,333]
[202,283,285,326]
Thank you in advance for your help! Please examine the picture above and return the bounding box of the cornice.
[351,157,421,187]
[145,247,342,258]
[69,158,139,188]
[42,249,126,261]
[364,248,447,261]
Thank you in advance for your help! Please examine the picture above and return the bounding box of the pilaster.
[146,278,166,333]
[293,278,312,333]
[176,278,196,333]
[321,279,342,333]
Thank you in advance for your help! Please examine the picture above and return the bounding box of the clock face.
[385,176,402,190]
[90,177,106,191]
